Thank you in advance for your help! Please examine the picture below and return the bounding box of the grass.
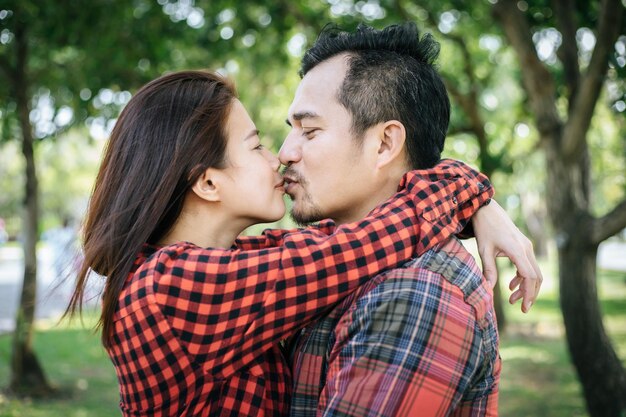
[497,261,626,417]
[0,263,624,417]
[0,313,119,417]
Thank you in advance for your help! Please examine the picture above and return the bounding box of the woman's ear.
[190,168,222,202]
[376,120,406,169]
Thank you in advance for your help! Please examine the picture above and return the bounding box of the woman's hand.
[472,199,543,313]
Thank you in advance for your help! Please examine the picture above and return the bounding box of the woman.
[66,71,494,416]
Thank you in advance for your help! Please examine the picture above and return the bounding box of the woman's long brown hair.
[65,71,236,346]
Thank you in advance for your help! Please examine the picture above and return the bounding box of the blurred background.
[0,0,624,416]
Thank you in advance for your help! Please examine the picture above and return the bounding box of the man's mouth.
[282,175,299,195]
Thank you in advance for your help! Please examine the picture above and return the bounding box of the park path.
[0,240,625,335]
[0,244,101,335]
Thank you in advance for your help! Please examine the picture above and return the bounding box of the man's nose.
[278,133,302,166]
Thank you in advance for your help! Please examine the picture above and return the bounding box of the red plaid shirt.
[106,160,493,417]
[288,239,500,417]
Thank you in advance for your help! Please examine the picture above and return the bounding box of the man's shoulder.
[364,237,481,291]
[409,237,485,294]
[347,237,491,319]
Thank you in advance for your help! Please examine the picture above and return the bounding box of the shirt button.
[478,183,484,189]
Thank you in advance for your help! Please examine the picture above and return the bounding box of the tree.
[0,0,354,395]
[0,0,192,395]
[492,0,626,415]
[0,7,47,394]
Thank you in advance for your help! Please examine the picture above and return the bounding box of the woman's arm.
[150,159,492,378]
[471,199,543,312]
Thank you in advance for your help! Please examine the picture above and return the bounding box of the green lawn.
[0,265,624,417]
[0,314,120,417]
[497,264,626,417]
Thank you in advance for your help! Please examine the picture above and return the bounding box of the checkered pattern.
[288,238,500,417]
[106,159,493,417]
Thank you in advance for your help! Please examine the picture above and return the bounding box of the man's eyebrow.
[285,111,320,127]
[243,129,260,140]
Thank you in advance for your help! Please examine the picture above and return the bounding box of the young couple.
[68,23,542,416]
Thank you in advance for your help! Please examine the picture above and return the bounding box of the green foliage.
[0,130,105,235]
[589,102,626,217]
[0,0,194,134]
[36,130,105,230]
[0,0,622,236]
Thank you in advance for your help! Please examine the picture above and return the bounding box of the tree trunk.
[546,143,626,416]
[491,0,626,413]
[9,15,51,397]
[559,233,626,416]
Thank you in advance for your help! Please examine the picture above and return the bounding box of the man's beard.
[283,166,326,226]
[290,201,325,226]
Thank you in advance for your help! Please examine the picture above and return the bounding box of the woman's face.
[219,99,286,224]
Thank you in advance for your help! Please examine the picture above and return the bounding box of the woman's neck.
[158,206,247,249]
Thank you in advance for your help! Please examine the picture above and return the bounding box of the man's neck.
[331,178,400,226]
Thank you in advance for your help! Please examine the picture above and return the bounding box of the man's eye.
[303,129,319,138]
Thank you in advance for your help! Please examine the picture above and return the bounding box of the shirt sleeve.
[150,161,493,379]
[233,159,492,251]
[318,277,480,417]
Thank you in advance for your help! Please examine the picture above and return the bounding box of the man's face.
[279,54,378,225]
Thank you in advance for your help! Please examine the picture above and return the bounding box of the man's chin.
[289,206,325,227]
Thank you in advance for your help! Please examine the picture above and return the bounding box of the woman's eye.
[254,143,264,150]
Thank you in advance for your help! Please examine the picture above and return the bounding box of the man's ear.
[376,120,406,169]
[190,167,222,202]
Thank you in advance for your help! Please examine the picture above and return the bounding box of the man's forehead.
[287,88,325,122]
[287,55,351,122]
[287,82,335,122]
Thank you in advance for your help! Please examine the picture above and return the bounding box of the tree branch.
[592,199,626,244]
[552,0,581,105]
[561,0,624,161]
[443,76,489,155]
[424,13,478,93]
[492,0,562,139]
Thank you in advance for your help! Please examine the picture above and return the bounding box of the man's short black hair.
[300,23,449,169]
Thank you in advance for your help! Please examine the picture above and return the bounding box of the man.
[280,23,539,415]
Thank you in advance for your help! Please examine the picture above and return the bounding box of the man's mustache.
[281,166,305,184]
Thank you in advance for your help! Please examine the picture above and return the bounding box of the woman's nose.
[265,149,281,171]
